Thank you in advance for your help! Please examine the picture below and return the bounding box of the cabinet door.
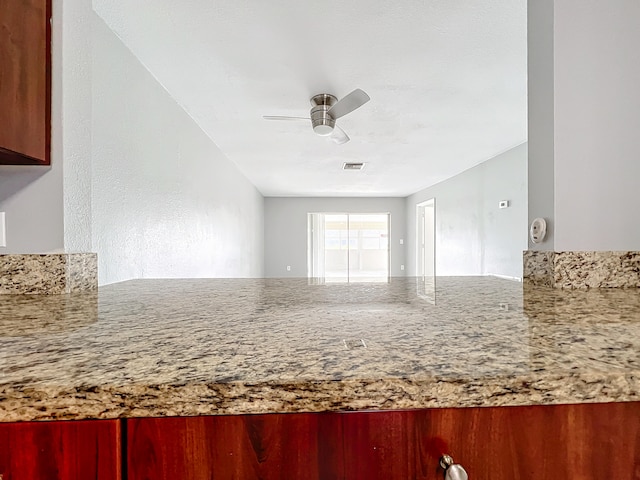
[128,402,640,480]
[0,419,121,480]
[0,0,51,165]
[127,413,332,480]
[339,402,640,479]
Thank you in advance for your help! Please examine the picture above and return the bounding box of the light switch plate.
[0,212,5,247]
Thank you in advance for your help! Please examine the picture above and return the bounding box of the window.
[308,213,389,283]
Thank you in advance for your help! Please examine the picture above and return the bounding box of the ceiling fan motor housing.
[310,94,337,136]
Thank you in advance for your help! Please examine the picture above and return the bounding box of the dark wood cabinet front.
[127,402,640,480]
[1,402,637,479]
[127,413,326,479]
[0,419,121,480]
[0,0,51,165]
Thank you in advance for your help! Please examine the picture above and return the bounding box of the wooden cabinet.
[127,411,326,479]
[423,402,640,479]
[0,0,51,165]
[1,402,638,479]
[0,419,121,480]
[127,402,640,480]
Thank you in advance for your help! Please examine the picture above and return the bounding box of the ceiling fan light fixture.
[310,105,335,136]
[263,89,369,145]
[313,123,334,136]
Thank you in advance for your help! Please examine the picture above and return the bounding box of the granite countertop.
[1,277,639,422]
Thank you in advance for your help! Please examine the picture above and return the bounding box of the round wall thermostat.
[530,218,547,244]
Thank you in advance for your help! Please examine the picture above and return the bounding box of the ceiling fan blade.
[263,115,309,121]
[327,89,370,119]
[330,125,350,145]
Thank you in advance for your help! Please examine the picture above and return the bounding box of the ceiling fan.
[263,89,370,145]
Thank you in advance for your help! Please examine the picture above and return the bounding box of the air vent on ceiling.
[343,162,365,171]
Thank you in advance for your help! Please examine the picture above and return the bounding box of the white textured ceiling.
[93,0,527,197]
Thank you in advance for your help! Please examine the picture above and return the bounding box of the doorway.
[416,199,435,298]
[308,213,389,283]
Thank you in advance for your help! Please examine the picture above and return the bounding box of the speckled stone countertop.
[1,277,639,422]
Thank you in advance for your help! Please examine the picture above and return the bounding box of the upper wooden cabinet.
[0,0,51,165]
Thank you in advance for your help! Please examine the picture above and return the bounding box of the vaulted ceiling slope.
[93,0,527,197]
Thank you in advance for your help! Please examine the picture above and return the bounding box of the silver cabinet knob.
[440,454,469,480]
[445,464,468,480]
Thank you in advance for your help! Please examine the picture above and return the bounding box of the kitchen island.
[2,276,639,420]
[1,277,639,478]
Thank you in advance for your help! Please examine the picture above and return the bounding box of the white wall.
[553,0,640,251]
[265,197,406,278]
[0,166,64,253]
[60,0,93,252]
[91,15,264,285]
[527,0,555,251]
[405,144,527,278]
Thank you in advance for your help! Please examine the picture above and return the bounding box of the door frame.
[415,199,435,278]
